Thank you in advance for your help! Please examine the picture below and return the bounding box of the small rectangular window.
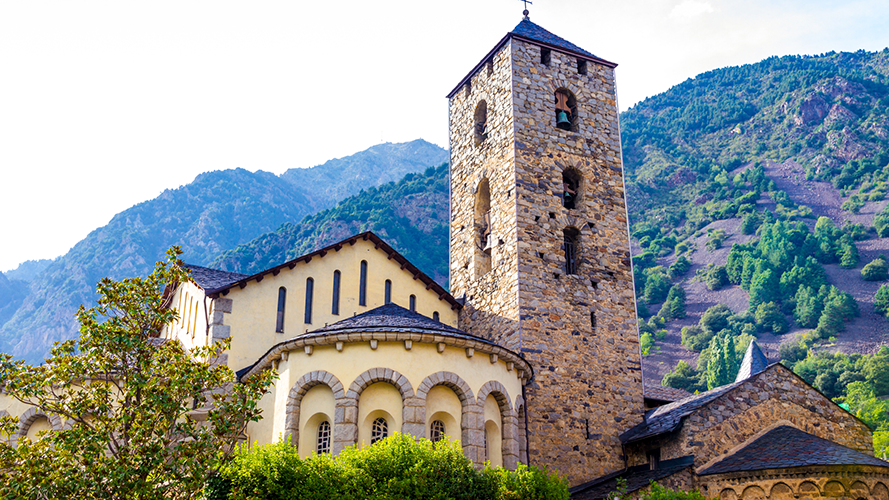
[384,280,392,305]
[359,261,368,306]
[409,295,416,312]
[304,278,314,324]
[577,59,587,75]
[276,287,286,333]
[332,271,341,315]
[541,48,551,66]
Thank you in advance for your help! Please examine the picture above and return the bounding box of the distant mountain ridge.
[0,140,447,363]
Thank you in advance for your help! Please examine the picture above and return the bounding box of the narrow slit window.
[385,280,392,305]
[332,270,341,315]
[409,295,416,312]
[432,311,440,322]
[541,48,551,66]
[317,421,331,454]
[276,287,286,333]
[474,100,488,145]
[564,228,580,275]
[359,260,368,306]
[371,417,389,444]
[590,311,597,330]
[577,59,588,75]
[304,278,314,324]
[562,168,581,209]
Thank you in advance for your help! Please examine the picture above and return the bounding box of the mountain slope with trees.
[0,141,447,364]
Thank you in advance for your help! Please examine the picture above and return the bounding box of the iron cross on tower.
[519,0,532,18]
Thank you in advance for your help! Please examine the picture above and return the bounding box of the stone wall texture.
[449,36,643,484]
[698,466,889,500]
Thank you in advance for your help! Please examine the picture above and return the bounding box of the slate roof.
[735,340,769,382]
[185,264,248,290]
[510,18,596,58]
[620,379,745,444]
[446,18,616,98]
[308,303,474,338]
[700,425,889,475]
[643,384,692,403]
[570,456,695,500]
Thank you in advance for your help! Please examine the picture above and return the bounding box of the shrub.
[862,257,889,281]
[214,435,569,500]
[705,266,729,291]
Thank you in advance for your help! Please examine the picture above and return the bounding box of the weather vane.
[519,0,532,19]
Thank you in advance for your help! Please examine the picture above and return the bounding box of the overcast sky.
[1,0,888,272]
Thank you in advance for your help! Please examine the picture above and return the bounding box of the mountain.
[621,49,889,386]
[0,140,447,364]
[4,259,53,282]
[213,163,451,285]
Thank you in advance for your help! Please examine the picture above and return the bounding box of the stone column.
[208,298,232,367]
[333,396,358,454]
[501,410,520,469]
[463,401,485,463]
[402,396,426,439]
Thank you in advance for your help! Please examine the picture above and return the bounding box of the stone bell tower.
[447,16,643,484]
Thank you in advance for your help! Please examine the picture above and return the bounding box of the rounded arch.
[873,482,889,500]
[347,367,415,401]
[284,370,345,448]
[474,177,492,275]
[477,380,518,469]
[474,100,488,145]
[416,371,475,405]
[769,483,793,500]
[797,481,820,499]
[849,481,869,500]
[822,481,846,499]
[514,394,527,464]
[718,488,738,500]
[740,485,765,500]
[554,87,578,132]
[14,407,62,443]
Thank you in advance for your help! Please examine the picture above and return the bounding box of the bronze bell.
[557,111,571,127]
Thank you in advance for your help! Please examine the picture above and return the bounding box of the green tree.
[662,361,705,393]
[754,302,789,334]
[643,272,672,304]
[862,257,889,281]
[0,249,276,500]
[865,347,889,397]
[875,285,889,316]
[705,266,729,291]
[839,241,860,269]
[700,304,733,336]
[706,336,730,390]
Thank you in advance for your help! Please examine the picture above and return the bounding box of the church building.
[6,12,889,500]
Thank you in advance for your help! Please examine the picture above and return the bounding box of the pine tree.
[875,285,889,316]
[706,336,729,390]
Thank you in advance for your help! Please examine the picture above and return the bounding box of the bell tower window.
[474,178,492,276]
[474,100,488,145]
[562,168,581,209]
[555,89,577,132]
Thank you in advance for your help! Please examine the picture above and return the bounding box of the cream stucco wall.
[218,239,458,370]
[162,281,210,351]
[358,382,403,447]
[297,384,334,457]
[425,385,461,441]
[485,394,503,466]
[25,416,52,440]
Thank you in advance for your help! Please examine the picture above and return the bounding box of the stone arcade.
[5,13,889,500]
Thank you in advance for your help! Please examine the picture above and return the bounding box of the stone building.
[4,12,889,500]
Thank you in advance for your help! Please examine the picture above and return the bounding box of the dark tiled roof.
[309,303,470,337]
[570,456,695,500]
[644,384,693,403]
[510,19,596,58]
[621,380,744,444]
[700,425,889,475]
[185,264,248,290]
[735,340,769,382]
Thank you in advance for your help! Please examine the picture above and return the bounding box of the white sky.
[1,0,888,272]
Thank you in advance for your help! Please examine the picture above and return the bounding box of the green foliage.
[705,229,727,251]
[662,360,706,393]
[700,304,733,336]
[639,482,715,500]
[643,271,672,305]
[705,265,729,291]
[641,332,656,357]
[680,326,712,352]
[861,257,889,281]
[0,249,276,500]
[658,285,687,321]
[667,256,692,280]
[876,285,889,316]
[215,435,568,500]
[754,302,788,334]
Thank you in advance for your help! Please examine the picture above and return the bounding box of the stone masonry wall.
[510,39,643,483]
[625,365,874,470]
[450,41,522,352]
[697,466,889,500]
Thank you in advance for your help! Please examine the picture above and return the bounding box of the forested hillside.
[213,163,450,284]
[0,141,447,364]
[622,49,889,409]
